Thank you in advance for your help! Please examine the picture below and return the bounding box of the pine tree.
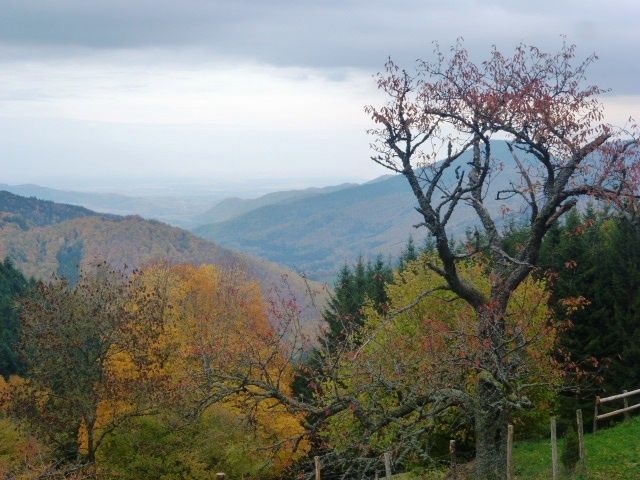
[292,255,393,476]
[537,210,640,418]
[398,236,418,271]
[0,258,32,377]
[321,256,393,351]
[321,263,357,350]
[368,255,392,309]
[500,210,640,423]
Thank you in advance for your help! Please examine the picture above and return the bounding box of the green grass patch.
[513,416,640,479]
[394,416,640,479]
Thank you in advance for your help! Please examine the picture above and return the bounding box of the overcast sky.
[1,0,639,191]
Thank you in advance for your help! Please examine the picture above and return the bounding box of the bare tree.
[365,40,640,478]
[144,41,640,480]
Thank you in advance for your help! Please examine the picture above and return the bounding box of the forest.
[1,40,640,480]
[1,208,640,479]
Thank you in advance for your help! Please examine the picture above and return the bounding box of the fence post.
[384,451,392,479]
[593,396,600,433]
[624,390,630,420]
[449,440,456,479]
[216,474,225,480]
[374,472,379,480]
[550,417,558,480]
[314,456,321,480]
[506,424,514,480]
[577,409,586,474]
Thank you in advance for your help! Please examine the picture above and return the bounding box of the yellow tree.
[136,263,309,475]
[15,264,170,464]
[319,254,559,472]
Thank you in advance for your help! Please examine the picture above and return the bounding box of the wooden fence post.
[215,474,225,480]
[314,456,321,480]
[593,396,600,433]
[624,390,630,420]
[577,409,586,474]
[550,417,558,480]
[506,424,514,480]
[384,451,392,479]
[449,440,456,479]
[374,472,379,480]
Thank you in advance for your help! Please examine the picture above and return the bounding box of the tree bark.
[85,414,97,463]
[474,377,508,480]
[474,306,509,480]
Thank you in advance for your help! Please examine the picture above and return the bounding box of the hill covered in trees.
[0,183,231,229]
[0,190,107,229]
[0,191,325,327]
[2,144,525,282]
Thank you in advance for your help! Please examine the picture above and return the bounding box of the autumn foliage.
[0,262,307,479]
[365,39,639,479]
[319,254,559,467]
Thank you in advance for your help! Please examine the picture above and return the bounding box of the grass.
[394,415,640,479]
[512,415,640,479]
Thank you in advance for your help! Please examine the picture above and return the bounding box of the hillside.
[0,190,104,228]
[194,142,523,280]
[0,184,219,228]
[0,182,358,229]
[0,192,326,329]
[196,176,424,280]
[2,143,528,282]
[192,183,356,225]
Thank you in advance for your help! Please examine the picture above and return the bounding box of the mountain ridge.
[193,142,525,280]
[0,183,219,228]
[191,182,357,225]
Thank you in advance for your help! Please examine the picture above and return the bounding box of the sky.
[1,0,639,192]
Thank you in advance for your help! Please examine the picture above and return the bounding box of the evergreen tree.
[0,258,32,377]
[507,210,640,420]
[321,256,393,351]
[291,255,393,477]
[367,255,391,309]
[540,210,640,391]
[398,236,418,271]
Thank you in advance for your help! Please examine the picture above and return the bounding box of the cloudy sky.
[1,0,639,191]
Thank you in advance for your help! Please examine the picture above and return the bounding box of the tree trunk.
[474,375,508,479]
[474,306,509,480]
[84,414,97,463]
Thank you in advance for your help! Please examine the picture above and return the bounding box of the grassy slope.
[394,416,640,479]
[512,416,640,480]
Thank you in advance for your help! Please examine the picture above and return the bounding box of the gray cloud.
[1,0,638,188]
[1,0,639,93]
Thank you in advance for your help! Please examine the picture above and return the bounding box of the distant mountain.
[194,142,524,280]
[0,182,358,229]
[0,191,326,329]
[363,174,396,185]
[192,183,356,225]
[0,190,105,228]
[0,184,219,228]
[194,177,425,280]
